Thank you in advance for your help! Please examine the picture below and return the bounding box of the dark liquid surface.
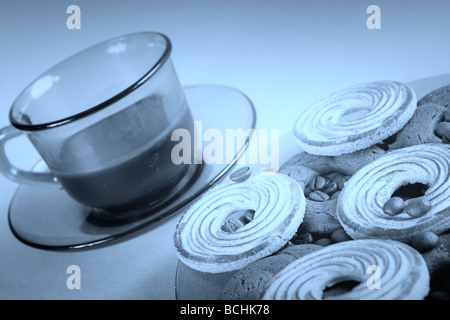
[54,96,194,210]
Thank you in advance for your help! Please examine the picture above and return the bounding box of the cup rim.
[9,31,172,131]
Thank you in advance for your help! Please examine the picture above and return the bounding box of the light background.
[0,0,450,299]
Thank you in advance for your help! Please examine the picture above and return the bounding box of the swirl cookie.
[173,173,306,273]
[337,144,450,242]
[390,84,450,148]
[293,80,417,156]
[262,239,430,300]
[279,145,385,237]
[218,244,322,300]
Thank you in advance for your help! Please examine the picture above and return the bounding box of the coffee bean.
[314,238,333,246]
[325,172,339,179]
[222,219,244,233]
[329,173,343,185]
[331,229,352,243]
[221,221,233,233]
[435,122,450,138]
[230,166,252,183]
[405,197,432,218]
[383,197,405,216]
[445,108,450,122]
[322,182,338,195]
[308,190,330,202]
[303,185,312,197]
[330,190,341,200]
[308,177,317,190]
[410,231,439,252]
[239,209,255,224]
[291,232,313,245]
[336,175,350,190]
[309,176,328,191]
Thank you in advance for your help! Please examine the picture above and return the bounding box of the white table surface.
[1,0,450,299]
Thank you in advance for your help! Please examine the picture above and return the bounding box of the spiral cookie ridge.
[337,144,450,241]
[293,81,417,156]
[174,173,305,273]
[262,239,429,300]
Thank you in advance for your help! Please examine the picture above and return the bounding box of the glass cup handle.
[0,125,58,186]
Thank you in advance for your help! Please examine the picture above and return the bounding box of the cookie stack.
[174,81,450,300]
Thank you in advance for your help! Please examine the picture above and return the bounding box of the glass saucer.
[7,85,256,250]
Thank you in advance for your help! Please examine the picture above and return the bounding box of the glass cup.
[0,32,195,214]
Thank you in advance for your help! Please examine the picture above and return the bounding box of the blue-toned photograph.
[0,0,448,303]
